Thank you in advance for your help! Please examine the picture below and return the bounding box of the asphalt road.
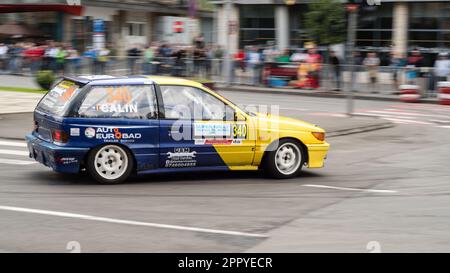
[0,91,449,252]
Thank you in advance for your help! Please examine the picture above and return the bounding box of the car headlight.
[311,132,325,141]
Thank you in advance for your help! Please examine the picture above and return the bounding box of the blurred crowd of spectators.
[0,35,225,78]
[0,38,449,95]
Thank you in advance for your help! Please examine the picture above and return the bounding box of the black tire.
[86,144,134,184]
[263,139,305,179]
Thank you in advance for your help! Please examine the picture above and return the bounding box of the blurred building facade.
[212,0,450,55]
[0,0,214,54]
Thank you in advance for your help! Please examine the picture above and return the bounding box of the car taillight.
[52,129,69,143]
[312,132,325,141]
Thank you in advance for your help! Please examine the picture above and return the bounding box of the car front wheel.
[264,139,305,179]
[87,145,133,184]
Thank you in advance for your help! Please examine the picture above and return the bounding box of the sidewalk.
[216,84,439,104]
[0,74,41,89]
[0,91,43,114]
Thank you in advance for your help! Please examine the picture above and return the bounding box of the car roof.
[64,75,204,88]
[144,76,204,88]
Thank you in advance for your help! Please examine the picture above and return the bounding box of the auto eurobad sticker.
[84,127,141,142]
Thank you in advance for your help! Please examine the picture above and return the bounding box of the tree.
[304,0,346,45]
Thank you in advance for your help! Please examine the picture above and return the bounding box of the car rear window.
[76,85,157,119]
[36,80,81,116]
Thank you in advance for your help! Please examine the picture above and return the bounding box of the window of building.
[127,22,145,37]
[355,3,393,48]
[239,5,275,47]
[408,2,450,48]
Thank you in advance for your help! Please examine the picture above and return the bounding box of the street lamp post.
[346,4,359,116]
[224,0,233,87]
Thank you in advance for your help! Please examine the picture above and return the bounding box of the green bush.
[35,70,56,91]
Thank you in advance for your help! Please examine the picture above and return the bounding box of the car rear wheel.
[87,145,133,184]
[264,139,304,179]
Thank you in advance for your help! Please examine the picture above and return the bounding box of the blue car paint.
[26,76,228,176]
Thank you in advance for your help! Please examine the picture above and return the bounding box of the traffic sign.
[173,21,184,33]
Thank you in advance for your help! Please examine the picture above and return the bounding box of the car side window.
[160,85,235,121]
[77,85,158,119]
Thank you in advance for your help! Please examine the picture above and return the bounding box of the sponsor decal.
[70,128,80,137]
[194,123,232,138]
[85,127,96,138]
[95,127,142,142]
[57,157,78,165]
[95,103,138,113]
[165,148,197,168]
[193,123,248,139]
[84,127,142,142]
[233,124,248,139]
[194,139,243,145]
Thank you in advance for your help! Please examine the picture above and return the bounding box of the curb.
[218,86,439,104]
[327,121,395,138]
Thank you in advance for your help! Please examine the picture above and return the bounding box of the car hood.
[252,112,325,133]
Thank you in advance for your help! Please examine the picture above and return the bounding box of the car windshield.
[36,80,81,116]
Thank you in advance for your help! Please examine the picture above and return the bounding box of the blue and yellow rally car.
[26,75,329,184]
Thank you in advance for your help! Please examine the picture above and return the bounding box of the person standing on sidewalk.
[127,45,142,75]
[433,53,450,95]
[44,42,59,73]
[329,51,341,91]
[97,47,110,75]
[143,45,155,75]
[389,52,407,93]
[363,52,380,94]
[306,47,322,89]
[66,46,81,75]
[0,43,9,73]
[231,48,246,85]
[247,46,263,86]
[55,45,68,75]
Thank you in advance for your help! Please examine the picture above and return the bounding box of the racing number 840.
[233,124,247,139]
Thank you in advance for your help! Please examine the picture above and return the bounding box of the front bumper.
[26,134,89,173]
[306,142,330,168]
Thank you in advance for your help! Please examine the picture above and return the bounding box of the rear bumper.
[25,134,89,173]
[306,142,330,168]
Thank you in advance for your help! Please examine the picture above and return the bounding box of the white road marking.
[0,205,268,238]
[0,158,35,165]
[0,149,29,156]
[0,140,27,148]
[437,125,450,129]
[382,118,434,125]
[429,119,450,124]
[353,112,417,119]
[302,184,397,193]
[370,110,450,119]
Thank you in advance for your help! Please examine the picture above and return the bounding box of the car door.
[71,82,160,172]
[158,85,255,169]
